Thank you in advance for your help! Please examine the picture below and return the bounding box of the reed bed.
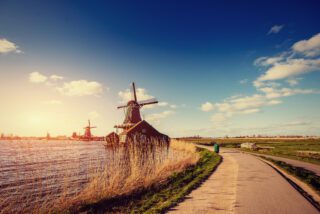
[0,138,199,213]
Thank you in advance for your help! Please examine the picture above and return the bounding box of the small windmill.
[105,82,169,145]
[115,82,158,129]
[83,120,96,139]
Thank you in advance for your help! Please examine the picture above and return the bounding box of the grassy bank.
[74,148,221,213]
[263,157,320,195]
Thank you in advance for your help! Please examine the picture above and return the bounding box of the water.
[0,140,111,207]
[0,140,173,211]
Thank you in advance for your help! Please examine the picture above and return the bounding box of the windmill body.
[82,120,96,140]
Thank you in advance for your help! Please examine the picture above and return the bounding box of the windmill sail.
[131,82,137,102]
[138,98,158,106]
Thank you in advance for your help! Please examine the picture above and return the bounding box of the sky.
[0,0,320,137]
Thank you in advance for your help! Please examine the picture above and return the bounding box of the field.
[178,137,320,165]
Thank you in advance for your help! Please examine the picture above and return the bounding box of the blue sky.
[0,0,320,137]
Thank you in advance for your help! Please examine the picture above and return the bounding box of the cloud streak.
[57,80,103,96]
[145,110,175,124]
[268,25,284,34]
[203,94,280,123]
[118,87,177,110]
[201,102,214,112]
[0,38,22,54]
[29,72,48,83]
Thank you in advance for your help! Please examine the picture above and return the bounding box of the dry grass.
[0,138,199,213]
[170,139,198,153]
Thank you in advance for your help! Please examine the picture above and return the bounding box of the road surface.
[168,147,318,214]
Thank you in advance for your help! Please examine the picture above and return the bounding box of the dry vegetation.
[0,139,199,213]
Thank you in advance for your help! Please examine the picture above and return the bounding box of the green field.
[179,138,320,165]
[248,139,320,165]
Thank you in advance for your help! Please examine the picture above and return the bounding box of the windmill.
[83,120,96,140]
[115,82,158,129]
[105,82,169,145]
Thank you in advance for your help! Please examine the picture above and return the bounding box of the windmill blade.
[130,82,137,102]
[117,104,127,109]
[138,98,158,106]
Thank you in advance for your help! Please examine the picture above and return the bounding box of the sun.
[28,114,44,125]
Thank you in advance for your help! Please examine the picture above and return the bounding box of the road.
[243,151,320,176]
[168,147,319,214]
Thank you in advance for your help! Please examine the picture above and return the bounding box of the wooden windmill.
[115,82,158,129]
[106,82,169,145]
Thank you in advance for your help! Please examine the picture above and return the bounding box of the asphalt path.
[168,147,319,214]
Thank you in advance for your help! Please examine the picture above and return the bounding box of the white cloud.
[254,55,284,67]
[286,78,301,86]
[44,99,62,105]
[145,110,174,124]
[204,92,285,124]
[254,33,320,86]
[256,58,320,82]
[57,80,103,96]
[283,121,312,127]
[292,33,320,57]
[268,25,284,34]
[204,33,320,126]
[211,113,228,123]
[118,88,178,110]
[29,72,64,85]
[170,104,177,109]
[0,38,22,54]
[88,111,99,119]
[201,102,214,112]
[50,75,64,81]
[118,88,153,102]
[239,108,261,115]
[158,102,168,107]
[29,72,48,83]
[258,85,318,99]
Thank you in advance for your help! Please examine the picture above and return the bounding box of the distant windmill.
[83,120,96,139]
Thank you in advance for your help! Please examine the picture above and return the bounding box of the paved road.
[243,151,320,176]
[168,147,319,214]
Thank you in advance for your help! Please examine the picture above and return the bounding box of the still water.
[0,140,111,205]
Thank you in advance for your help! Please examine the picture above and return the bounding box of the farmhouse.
[241,142,258,150]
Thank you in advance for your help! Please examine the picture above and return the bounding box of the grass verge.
[75,148,221,213]
[263,157,320,195]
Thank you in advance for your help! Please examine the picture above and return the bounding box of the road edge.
[256,156,320,212]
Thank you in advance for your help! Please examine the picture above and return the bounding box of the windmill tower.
[115,82,158,129]
[105,82,169,145]
[83,120,96,140]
